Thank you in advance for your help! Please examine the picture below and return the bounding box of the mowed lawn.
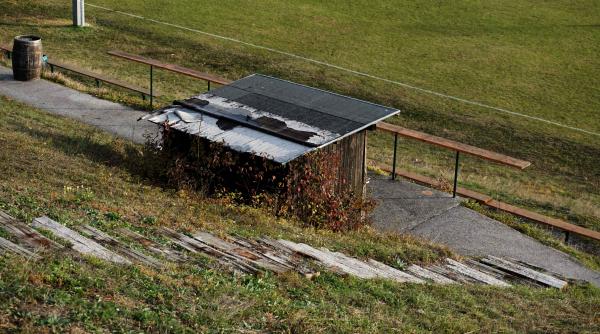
[0,1,599,233]
[91,0,600,133]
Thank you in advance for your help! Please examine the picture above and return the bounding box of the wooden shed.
[144,74,399,198]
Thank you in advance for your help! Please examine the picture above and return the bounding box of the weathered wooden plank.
[323,249,380,278]
[277,239,368,278]
[160,228,259,273]
[117,228,184,262]
[480,256,567,289]
[78,225,163,268]
[32,217,130,264]
[239,237,297,268]
[231,236,295,268]
[427,264,478,284]
[366,259,425,283]
[406,264,456,284]
[0,236,40,259]
[464,259,524,282]
[192,232,289,273]
[255,237,316,276]
[445,258,511,287]
[0,211,62,251]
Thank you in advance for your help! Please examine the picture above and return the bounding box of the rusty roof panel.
[146,74,399,164]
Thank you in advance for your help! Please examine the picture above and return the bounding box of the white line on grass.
[87,3,600,137]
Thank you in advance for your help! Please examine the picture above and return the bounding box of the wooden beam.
[445,258,511,287]
[0,236,40,259]
[0,211,63,251]
[107,50,232,85]
[406,264,456,284]
[31,216,131,264]
[480,256,567,289]
[376,122,531,169]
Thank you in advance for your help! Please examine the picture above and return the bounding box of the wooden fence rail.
[108,50,232,108]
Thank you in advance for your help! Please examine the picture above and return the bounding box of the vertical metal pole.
[207,81,211,91]
[72,0,85,27]
[391,133,398,180]
[149,65,153,109]
[453,151,460,198]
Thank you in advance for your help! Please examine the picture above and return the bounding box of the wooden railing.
[376,122,530,198]
[108,50,232,108]
[375,123,600,242]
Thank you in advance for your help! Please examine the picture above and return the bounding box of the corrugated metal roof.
[145,74,400,164]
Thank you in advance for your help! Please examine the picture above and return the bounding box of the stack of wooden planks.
[0,210,569,289]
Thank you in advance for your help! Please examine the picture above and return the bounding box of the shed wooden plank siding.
[145,74,399,199]
[321,130,368,196]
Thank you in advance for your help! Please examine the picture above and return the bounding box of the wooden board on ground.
[78,225,163,268]
[445,258,511,287]
[366,259,424,283]
[159,227,259,273]
[406,264,456,284]
[277,239,372,278]
[0,236,40,259]
[117,227,184,262]
[480,256,567,289]
[192,232,290,274]
[0,211,63,251]
[32,216,131,264]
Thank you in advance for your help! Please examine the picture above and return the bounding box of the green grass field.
[2,2,600,331]
[1,93,600,333]
[1,0,599,235]
[90,0,600,133]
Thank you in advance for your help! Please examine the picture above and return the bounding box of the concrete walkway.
[369,173,600,286]
[1,65,599,286]
[0,66,157,144]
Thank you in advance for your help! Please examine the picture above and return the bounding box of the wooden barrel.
[11,35,43,81]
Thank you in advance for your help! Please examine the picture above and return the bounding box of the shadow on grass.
[21,125,169,186]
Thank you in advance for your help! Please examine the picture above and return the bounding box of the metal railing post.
[72,0,85,27]
[453,151,460,198]
[207,80,211,91]
[149,65,153,109]
[392,133,398,180]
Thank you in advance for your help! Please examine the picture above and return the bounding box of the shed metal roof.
[145,74,400,163]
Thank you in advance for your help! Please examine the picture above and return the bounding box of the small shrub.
[150,126,374,231]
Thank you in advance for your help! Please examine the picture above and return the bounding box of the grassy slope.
[0,0,598,233]
[0,95,599,333]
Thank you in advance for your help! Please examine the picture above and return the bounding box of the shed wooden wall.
[321,130,367,197]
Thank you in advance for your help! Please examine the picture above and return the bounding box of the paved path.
[369,173,600,286]
[0,66,157,144]
[1,65,599,286]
